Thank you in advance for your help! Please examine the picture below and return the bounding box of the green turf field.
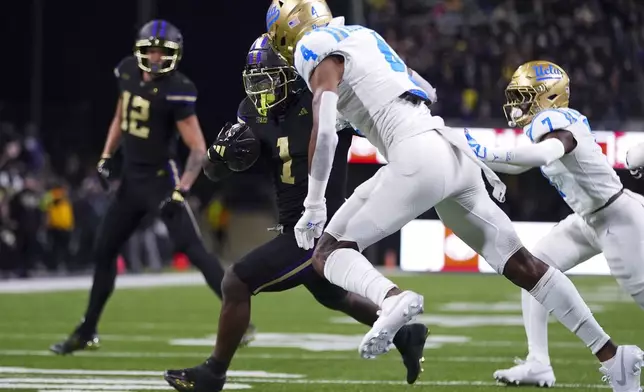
[0,272,641,391]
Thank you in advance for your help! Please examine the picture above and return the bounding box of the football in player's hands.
[208,122,261,172]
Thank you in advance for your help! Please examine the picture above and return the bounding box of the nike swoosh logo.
[617,349,627,386]
[525,369,551,378]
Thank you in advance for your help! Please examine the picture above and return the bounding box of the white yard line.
[0,350,597,365]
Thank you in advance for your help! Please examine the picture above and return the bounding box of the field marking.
[0,269,416,294]
[0,332,587,350]
[0,350,598,365]
[231,377,610,389]
[0,367,302,379]
[0,367,611,390]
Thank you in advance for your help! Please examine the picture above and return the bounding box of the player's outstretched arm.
[101,97,124,159]
[467,129,572,168]
[485,161,532,175]
[176,115,207,192]
[306,56,344,205]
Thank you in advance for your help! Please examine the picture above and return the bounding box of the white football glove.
[294,201,327,250]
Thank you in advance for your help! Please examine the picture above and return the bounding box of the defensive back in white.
[525,108,623,217]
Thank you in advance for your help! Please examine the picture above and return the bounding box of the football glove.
[294,200,327,250]
[159,188,187,218]
[96,154,114,190]
[208,122,261,172]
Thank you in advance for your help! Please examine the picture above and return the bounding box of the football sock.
[324,248,397,307]
[529,266,610,355]
[521,289,551,365]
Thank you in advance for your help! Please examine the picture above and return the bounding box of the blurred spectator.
[42,183,74,272]
[8,174,44,277]
[366,0,644,127]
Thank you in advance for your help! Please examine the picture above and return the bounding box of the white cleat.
[600,345,643,392]
[359,290,424,359]
[493,358,556,387]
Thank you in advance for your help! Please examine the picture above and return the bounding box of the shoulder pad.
[166,75,197,104]
[526,110,574,142]
[294,28,346,86]
[237,97,258,124]
[113,56,137,79]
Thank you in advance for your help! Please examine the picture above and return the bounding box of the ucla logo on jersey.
[266,5,280,30]
[533,64,563,81]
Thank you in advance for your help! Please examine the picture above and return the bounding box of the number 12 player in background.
[268,1,641,391]
[50,20,255,355]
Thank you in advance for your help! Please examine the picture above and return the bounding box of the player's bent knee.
[221,266,250,302]
[503,247,550,290]
[311,233,360,276]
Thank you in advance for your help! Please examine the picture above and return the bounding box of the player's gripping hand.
[625,148,644,179]
[294,201,327,250]
[96,154,114,190]
[159,188,187,218]
[208,122,260,172]
[629,168,643,180]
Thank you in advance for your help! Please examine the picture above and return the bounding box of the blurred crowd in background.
[0,124,234,278]
[2,0,644,278]
[366,0,644,128]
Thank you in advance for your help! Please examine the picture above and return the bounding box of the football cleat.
[599,345,643,392]
[164,363,226,392]
[493,357,556,387]
[359,290,424,359]
[239,323,257,348]
[49,332,100,355]
[394,323,429,384]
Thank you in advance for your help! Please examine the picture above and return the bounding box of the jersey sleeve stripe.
[327,27,349,39]
[166,95,197,102]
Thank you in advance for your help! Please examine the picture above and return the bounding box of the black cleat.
[395,323,429,384]
[164,364,226,392]
[49,332,100,355]
[239,323,257,348]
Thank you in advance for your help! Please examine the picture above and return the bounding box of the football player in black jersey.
[163,35,428,392]
[50,20,255,355]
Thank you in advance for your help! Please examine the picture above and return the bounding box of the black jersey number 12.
[121,91,151,139]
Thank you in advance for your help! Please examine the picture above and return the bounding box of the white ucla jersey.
[294,24,443,152]
[524,108,623,217]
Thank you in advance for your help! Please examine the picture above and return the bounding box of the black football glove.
[159,188,187,218]
[207,122,261,172]
[630,168,643,180]
[96,155,114,190]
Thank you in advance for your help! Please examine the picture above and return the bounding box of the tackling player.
[162,35,429,392]
[49,20,256,354]
[464,61,644,389]
[266,1,641,390]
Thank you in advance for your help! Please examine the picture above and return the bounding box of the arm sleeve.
[486,138,566,167]
[486,161,532,175]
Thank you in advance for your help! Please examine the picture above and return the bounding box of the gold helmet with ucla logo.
[503,61,570,128]
[266,0,334,64]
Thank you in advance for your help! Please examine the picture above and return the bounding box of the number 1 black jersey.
[237,92,355,227]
